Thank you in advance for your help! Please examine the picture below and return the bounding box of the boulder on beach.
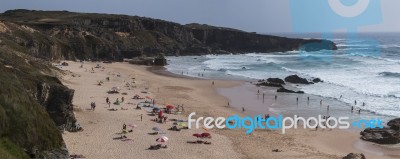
[360,118,400,144]
[342,153,366,159]
[387,118,400,130]
[277,87,304,94]
[284,75,311,84]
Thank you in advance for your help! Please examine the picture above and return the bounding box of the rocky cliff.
[0,9,337,61]
[0,47,73,158]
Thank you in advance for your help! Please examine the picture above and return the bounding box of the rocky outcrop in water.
[0,9,337,61]
[284,75,311,84]
[267,78,285,85]
[360,118,400,144]
[256,78,285,87]
[277,87,304,94]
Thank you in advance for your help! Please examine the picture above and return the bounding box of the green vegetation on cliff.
[0,48,66,158]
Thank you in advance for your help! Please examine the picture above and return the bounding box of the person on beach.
[354,100,357,105]
[212,81,214,85]
[358,109,361,114]
[242,107,245,112]
[257,90,260,94]
[106,97,109,104]
[327,105,329,111]
[351,106,354,112]
[296,97,299,103]
[307,96,309,102]
[227,102,230,107]
[123,123,127,130]
[362,102,366,106]
[140,114,143,121]
[121,97,124,103]
[275,95,277,101]
[93,102,96,110]
[164,116,168,123]
[320,100,322,105]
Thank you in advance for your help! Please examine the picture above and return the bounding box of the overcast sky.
[0,0,398,33]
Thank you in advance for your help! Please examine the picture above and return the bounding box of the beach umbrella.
[193,133,202,138]
[128,124,137,128]
[166,105,174,109]
[201,133,211,138]
[156,136,168,142]
[152,127,160,132]
[177,122,187,127]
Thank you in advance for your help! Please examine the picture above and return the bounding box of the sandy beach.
[59,61,400,159]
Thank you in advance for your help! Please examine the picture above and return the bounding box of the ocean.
[165,33,400,118]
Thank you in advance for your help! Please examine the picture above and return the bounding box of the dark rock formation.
[360,118,400,144]
[267,78,285,85]
[277,87,304,94]
[284,75,311,84]
[128,57,155,66]
[0,9,337,61]
[36,80,76,129]
[257,82,283,88]
[387,118,400,130]
[312,78,322,83]
[0,48,72,158]
[342,153,366,159]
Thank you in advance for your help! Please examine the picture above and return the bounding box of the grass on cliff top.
[0,47,63,158]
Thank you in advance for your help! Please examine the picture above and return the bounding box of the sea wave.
[378,72,400,78]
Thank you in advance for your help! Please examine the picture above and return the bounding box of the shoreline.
[60,61,399,159]
[161,65,400,158]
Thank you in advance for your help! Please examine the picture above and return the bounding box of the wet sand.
[218,82,400,158]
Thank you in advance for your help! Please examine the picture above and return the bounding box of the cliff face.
[0,9,337,61]
[0,47,73,158]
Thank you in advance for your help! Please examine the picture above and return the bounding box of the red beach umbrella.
[201,133,211,138]
[193,133,202,138]
[166,105,174,109]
